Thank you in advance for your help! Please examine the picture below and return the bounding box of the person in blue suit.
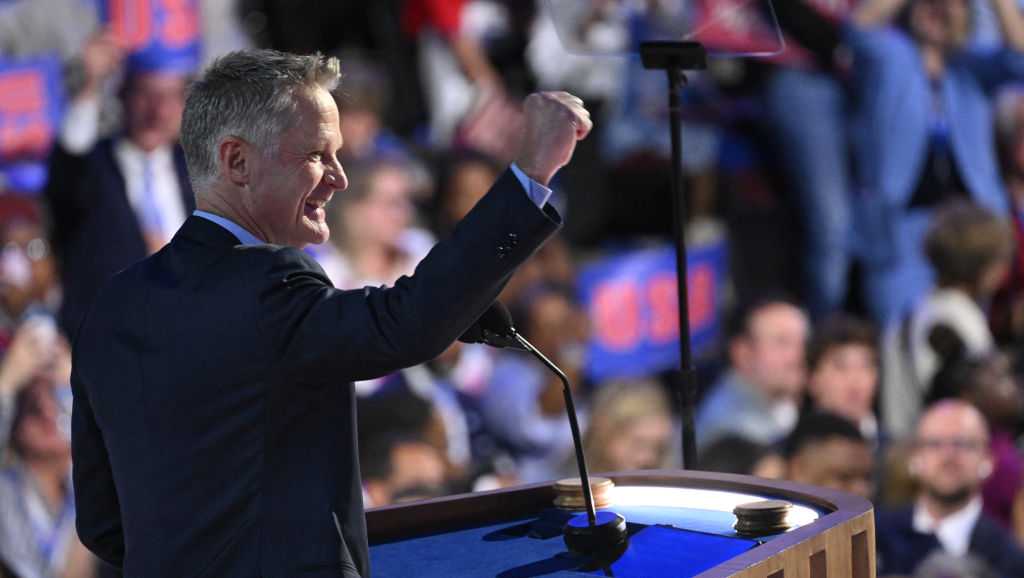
[69,49,592,578]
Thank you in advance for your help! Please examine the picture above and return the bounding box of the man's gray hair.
[180,49,341,191]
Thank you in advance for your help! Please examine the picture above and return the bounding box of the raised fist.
[514,92,592,186]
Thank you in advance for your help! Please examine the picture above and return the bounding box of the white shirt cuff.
[509,163,553,208]
[59,95,102,154]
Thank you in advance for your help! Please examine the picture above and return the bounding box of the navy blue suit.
[876,506,1024,577]
[45,139,195,339]
[70,169,560,578]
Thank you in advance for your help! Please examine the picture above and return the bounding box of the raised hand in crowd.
[0,317,59,397]
[78,29,124,98]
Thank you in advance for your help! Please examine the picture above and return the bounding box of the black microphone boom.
[460,302,627,555]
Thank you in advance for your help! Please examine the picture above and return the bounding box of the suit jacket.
[70,169,560,578]
[876,506,1024,577]
[45,138,195,339]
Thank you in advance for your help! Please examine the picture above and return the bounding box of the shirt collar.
[912,496,983,557]
[192,210,264,246]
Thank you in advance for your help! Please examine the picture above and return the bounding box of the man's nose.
[327,163,348,191]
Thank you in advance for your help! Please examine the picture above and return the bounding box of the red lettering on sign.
[592,281,642,351]
[648,273,680,344]
[688,265,714,330]
[159,0,199,47]
[0,73,45,115]
[110,0,154,50]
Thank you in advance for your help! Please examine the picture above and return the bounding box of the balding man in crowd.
[876,400,1024,576]
[70,49,591,578]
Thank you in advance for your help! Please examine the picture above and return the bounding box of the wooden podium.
[367,470,875,578]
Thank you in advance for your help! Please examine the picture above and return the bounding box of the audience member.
[698,436,786,480]
[45,39,194,337]
[776,0,1024,324]
[1,366,95,577]
[360,434,448,508]
[0,198,60,338]
[317,159,434,289]
[696,298,809,451]
[928,351,1024,539]
[579,380,674,475]
[882,201,1014,438]
[876,400,1024,576]
[805,315,881,441]
[782,411,875,500]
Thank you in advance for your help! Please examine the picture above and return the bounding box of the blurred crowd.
[2,0,1024,577]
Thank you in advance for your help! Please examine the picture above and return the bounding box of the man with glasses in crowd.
[877,399,1024,575]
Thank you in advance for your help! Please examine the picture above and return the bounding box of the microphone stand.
[511,333,597,526]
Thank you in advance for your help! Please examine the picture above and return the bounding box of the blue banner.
[0,58,63,170]
[579,241,727,382]
[100,0,201,73]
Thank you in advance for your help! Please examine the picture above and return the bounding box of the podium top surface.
[367,470,874,578]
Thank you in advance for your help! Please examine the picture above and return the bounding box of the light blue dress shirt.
[193,164,551,245]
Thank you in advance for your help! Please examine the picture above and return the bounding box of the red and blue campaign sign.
[99,0,201,72]
[0,58,63,165]
[579,241,727,382]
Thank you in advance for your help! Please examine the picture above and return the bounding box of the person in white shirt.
[876,400,1024,576]
[44,33,195,337]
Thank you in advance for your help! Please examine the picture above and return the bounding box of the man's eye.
[309,153,323,161]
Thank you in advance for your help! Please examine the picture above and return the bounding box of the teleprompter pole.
[639,41,708,471]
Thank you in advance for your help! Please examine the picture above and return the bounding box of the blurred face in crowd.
[339,105,380,160]
[243,87,348,247]
[344,165,413,249]
[788,437,875,499]
[602,413,672,471]
[911,0,971,50]
[0,220,56,317]
[732,303,808,400]
[912,402,992,506]
[808,344,878,424]
[528,292,585,359]
[124,71,187,152]
[366,440,447,506]
[12,384,70,461]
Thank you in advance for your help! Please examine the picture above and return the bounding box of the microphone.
[461,302,627,556]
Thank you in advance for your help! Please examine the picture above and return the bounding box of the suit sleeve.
[44,143,93,263]
[71,358,125,568]
[257,169,561,382]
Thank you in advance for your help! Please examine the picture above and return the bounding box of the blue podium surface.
[367,472,861,578]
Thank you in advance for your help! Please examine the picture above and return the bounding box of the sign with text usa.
[0,58,63,164]
[99,0,201,72]
[579,241,727,382]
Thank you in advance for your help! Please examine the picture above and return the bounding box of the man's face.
[911,0,971,50]
[246,87,348,247]
[789,437,874,499]
[809,344,878,423]
[734,304,808,399]
[913,405,991,505]
[125,72,187,152]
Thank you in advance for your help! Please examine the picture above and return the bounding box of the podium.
[367,470,874,577]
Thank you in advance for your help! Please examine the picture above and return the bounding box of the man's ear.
[218,136,251,188]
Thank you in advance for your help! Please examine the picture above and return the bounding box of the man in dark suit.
[45,32,195,338]
[876,400,1024,576]
[70,49,591,578]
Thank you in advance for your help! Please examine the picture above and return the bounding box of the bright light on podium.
[544,0,785,58]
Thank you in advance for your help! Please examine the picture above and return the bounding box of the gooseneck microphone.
[460,302,628,555]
